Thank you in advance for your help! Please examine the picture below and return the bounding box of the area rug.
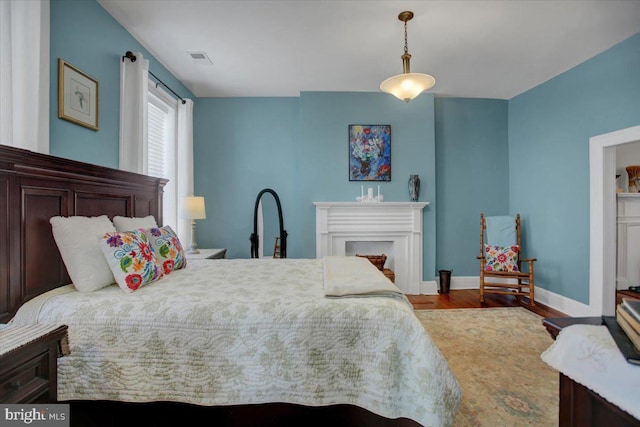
[415,307,558,427]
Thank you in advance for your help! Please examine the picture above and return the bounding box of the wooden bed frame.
[0,145,420,426]
[0,145,166,324]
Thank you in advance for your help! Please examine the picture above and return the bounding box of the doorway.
[590,125,640,316]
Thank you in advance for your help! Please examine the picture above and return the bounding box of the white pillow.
[50,215,116,292]
[113,215,158,231]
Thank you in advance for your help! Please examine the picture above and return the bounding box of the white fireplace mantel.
[314,202,429,294]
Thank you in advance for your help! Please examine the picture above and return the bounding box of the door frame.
[589,125,640,315]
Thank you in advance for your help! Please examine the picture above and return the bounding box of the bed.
[0,145,461,426]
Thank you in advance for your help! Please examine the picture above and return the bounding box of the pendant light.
[380,11,435,103]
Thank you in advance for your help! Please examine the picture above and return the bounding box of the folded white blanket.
[323,256,407,301]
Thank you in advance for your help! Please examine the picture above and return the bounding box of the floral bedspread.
[12,258,461,426]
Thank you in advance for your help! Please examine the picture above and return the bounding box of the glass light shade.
[380,72,436,103]
[180,196,206,220]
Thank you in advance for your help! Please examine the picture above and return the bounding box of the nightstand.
[185,248,227,260]
[0,324,68,403]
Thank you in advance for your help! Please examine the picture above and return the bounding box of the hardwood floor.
[410,289,640,318]
[407,289,566,318]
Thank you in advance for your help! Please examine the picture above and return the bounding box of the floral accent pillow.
[99,230,164,292]
[143,225,187,275]
[484,244,520,272]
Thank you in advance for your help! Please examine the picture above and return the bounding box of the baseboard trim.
[534,287,592,317]
[420,276,592,317]
[421,276,479,295]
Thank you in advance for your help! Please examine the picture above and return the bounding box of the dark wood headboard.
[0,145,167,322]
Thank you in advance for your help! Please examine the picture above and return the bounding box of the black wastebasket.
[438,270,452,294]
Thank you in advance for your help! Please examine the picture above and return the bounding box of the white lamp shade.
[180,196,206,220]
[380,72,436,103]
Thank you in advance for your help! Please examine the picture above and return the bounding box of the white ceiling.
[98,0,640,99]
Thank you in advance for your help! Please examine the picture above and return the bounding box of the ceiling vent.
[188,51,213,65]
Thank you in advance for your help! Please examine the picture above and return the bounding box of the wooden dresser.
[0,324,68,403]
[543,317,640,427]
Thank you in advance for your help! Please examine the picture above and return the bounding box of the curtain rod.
[122,51,186,104]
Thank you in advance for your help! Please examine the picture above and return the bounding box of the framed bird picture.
[58,58,99,131]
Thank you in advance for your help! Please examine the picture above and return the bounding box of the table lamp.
[180,196,206,254]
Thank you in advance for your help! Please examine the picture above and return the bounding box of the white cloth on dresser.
[0,323,67,356]
[541,324,640,421]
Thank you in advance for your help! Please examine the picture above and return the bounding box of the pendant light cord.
[404,19,409,55]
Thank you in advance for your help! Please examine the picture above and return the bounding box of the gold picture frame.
[58,59,99,131]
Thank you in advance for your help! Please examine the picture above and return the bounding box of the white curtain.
[0,0,49,153]
[119,51,149,173]
[176,99,194,244]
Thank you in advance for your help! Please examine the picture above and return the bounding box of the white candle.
[368,187,373,200]
[377,185,380,198]
[361,185,364,198]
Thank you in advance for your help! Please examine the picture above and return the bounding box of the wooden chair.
[479,213,536,306]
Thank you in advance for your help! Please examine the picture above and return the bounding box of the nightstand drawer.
[0,324,68,403]
[0,350,49,403]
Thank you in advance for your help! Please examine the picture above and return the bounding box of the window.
[147,84,177,228]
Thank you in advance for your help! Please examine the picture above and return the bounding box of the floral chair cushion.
[484,244,520,272]
[99,230,164,292]
[143,225,187,275]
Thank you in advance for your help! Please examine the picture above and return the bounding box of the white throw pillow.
[50,215,116,292]
[113,215,158,232]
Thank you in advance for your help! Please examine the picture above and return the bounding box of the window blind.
[147,87,177,228]
[147,98,169,179]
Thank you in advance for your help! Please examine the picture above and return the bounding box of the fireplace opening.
[345,241,394,270]
[314,201,428,294]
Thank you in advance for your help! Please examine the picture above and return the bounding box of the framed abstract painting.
[349,125,391,181]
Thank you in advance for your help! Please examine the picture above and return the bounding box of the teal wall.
[50,0,193,168]
[435,98,509,276]
[299,92,436,279]
[47,1,640,301]
[194,92,438,280]
[193,97,300,259]
[508,32,640,303]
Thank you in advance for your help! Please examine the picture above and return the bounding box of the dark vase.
[408,175,420,202]
[360,159,371,177]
